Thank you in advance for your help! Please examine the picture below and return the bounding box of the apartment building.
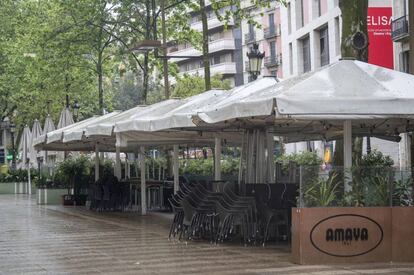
[392,0,411,168]
[280,0,341,78]
[167,5,244,87]
[241,1,283,83]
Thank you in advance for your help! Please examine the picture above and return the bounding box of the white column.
[115,145,121,180]
[140,146,147,215]
[173,145,179,194]
[343,120,352,192]
[95,144,100,182]
[214,137,222,181]
[399,133,411,169]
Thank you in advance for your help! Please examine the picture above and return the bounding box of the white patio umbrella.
[57,107,74,129]
[30,119,43,167]
[42,114,56,175]
[18,125,32,194]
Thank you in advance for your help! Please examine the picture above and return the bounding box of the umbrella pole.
[214,137,222,181]
[344,120,352,192]
[140,146,147,215]
[173,145,179,194]
[95,144,100,182]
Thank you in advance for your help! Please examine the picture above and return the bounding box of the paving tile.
[0,194,413,275]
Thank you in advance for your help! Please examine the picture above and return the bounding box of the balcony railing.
[264,25,280,39]
[244,32,256,44]
[264,54,281,67]
[391,15,409,42]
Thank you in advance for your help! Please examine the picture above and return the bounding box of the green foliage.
[0,169,38,183]
[393,178,413,207]
[276,151,322,168]
[221,157,239,176]
[180,158,213,176]
[304,173,341,207]
[172,74,231,98]
[51,156,92,190]
[359,150,394,168]
[343,151,395,207]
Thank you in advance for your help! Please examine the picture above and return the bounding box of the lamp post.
[72,100,80,122]
[9,123,16,171]
[247,43,265,81]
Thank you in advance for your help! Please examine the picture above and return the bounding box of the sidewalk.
[0,194,413,274]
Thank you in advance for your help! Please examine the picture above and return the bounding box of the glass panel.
[302,36,311,73]
[320,26,329,66]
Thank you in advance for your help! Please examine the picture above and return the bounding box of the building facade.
[240,1,283,83]
[167,5,244,87]
[280,0,341,79]
[392,0,411,168]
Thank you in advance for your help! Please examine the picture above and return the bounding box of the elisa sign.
[310,214,383,257]
[367,7,393,69]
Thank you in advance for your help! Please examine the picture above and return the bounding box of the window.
[287,2,292,34]
[270,70,277,76]
[313,0,321,18]
[301,36,311,73]
[320,26,329,66]
[249,23,255,35]
[268,13,275,30]
[400,51,410,73]
[296,0,304,29]
[270,41,277,60]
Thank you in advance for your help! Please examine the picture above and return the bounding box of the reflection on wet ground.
[0,194,413,274]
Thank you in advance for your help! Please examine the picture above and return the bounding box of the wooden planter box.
[291,207,414,264]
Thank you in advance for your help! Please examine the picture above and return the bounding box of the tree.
[172,74,231,98]
[333,1,369,167]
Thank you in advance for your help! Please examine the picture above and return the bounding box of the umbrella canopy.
[275,60,414,118]
[57,107,74,129]
[115,89,229,132]
[30,119,43,164]
[195,60,414,142]
[18,125,32,166]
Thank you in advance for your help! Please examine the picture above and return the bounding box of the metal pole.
[95,144,100,182]
[140,146,147,215]
[343,120,352,192]
[214,137,222,181]
[173,145,179,194]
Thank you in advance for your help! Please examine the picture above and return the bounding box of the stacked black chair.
[168,181,257,245]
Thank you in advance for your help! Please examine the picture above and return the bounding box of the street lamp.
[247,43,265,81]
[72,100,80,122]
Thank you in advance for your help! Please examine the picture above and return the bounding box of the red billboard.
[367,7,394,69]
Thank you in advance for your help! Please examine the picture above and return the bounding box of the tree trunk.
[200,0,211,91]
[334,0,368,167]
[97,52,104,114]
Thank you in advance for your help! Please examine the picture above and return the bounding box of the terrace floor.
[0,194,414,274]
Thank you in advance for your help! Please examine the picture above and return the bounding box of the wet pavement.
[0,194,414,274]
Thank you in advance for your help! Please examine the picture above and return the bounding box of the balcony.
[191,17,234,32]
[392,15,409,42]
[179,62,237,77]
[264,55,281,67]
[264,25,280,39]
[167,39,235,62]
[244,33,256,44]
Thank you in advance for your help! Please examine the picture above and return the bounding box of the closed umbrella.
[18,125,32,194]
[30,119,43,166]
[57,107,74,159]
[42,114,56,175]
[58,107,74,129]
